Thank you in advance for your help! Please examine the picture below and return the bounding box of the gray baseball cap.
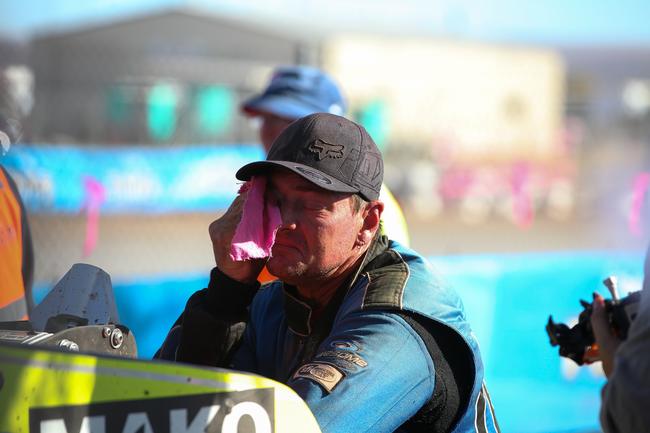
[236,113,383,201]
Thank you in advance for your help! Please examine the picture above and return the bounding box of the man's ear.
[357,200,384,246]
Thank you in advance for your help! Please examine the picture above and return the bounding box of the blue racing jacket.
[159,236,499,433]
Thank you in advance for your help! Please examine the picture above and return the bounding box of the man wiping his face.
[156,113,499,433]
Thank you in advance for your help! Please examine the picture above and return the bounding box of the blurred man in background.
[241,65,410,251]
[591,245,650,432]
[0,76,34,321]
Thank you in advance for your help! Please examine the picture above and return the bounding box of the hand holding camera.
[546,276,641,367]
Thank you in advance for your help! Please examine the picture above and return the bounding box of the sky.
[1,0,650,45]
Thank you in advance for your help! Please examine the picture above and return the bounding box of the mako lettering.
[30,389,274,433]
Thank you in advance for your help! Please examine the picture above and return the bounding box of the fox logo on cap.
[308,139,344,160]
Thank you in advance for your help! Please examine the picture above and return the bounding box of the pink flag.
[82,176,106,257]
[629,172,650,237]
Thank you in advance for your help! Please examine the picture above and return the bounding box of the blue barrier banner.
[431,250,645,433]
[1,144,265,213]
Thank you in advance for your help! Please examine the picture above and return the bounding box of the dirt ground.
[28,211,649,286]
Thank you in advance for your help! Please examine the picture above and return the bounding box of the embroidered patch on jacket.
[292,362,344,393]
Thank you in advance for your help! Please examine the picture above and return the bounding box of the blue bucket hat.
[241,66,347,120]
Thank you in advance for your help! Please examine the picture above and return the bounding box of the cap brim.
[241,94,318,120]
[236,160,359,195]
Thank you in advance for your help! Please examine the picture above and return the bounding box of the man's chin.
[266,259,304,283]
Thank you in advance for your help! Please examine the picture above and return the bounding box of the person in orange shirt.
[0,112,34,321]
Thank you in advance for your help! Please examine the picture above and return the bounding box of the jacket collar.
[282,234,391,336]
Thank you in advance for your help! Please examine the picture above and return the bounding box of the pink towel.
[230,176,282,261]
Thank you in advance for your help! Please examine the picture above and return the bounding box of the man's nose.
[277,204,297,231]
[277,220,297,232]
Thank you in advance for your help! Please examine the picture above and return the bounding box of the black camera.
[546,277,641,365]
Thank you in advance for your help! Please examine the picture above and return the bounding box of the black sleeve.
[155,267,260,367]
[398,312,476,433]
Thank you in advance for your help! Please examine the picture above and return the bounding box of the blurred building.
[562,46,650,135]
[27,10,317,145]
[0,38,28,68]
[0,38,30,129]
[325,36,565,162]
